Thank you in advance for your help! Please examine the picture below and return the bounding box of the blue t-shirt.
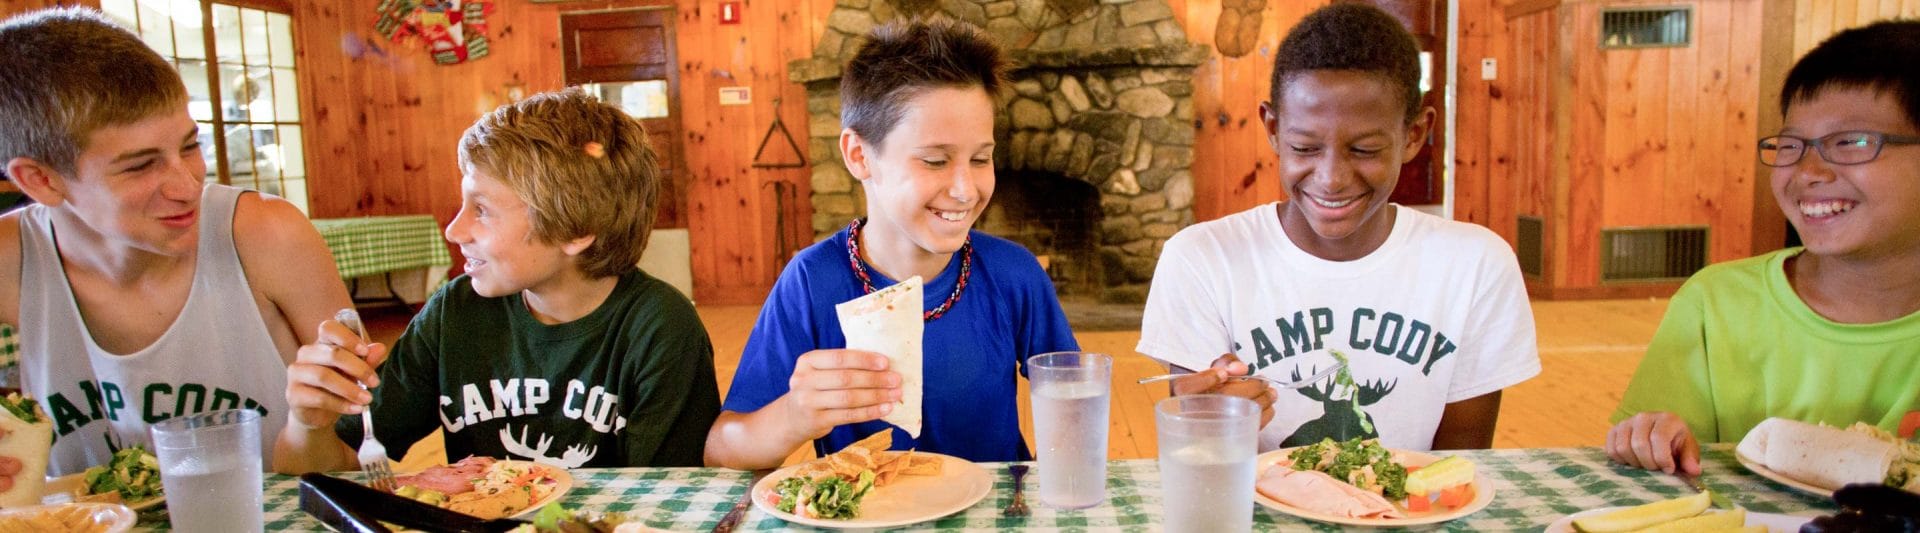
[722,227,1079,462]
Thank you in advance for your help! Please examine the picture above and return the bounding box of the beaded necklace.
[845,218,972,321]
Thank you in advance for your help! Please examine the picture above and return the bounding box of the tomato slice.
[1436,484,1475,508]
[1404,494,1432,513]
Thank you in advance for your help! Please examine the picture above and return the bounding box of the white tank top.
[18,184,289,475]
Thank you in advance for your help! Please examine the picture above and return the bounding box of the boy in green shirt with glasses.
[1607,19,1920,476]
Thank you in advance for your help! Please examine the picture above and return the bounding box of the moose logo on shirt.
[1281,363,1398,447]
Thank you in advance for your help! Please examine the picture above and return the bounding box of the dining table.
[131,444,1835,532]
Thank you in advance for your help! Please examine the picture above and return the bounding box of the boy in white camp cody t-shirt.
[1139,204,1539,451]
[1141,4,1539,451]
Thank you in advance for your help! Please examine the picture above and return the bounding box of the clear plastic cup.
[151,409,263,532]
[1156,394,1259,533]
[1028,351,1112,509]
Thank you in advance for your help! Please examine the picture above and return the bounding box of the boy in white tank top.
[0,8,352,478]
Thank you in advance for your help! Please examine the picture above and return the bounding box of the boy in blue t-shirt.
[705,18,1078,469]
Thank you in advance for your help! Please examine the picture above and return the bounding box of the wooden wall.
[1455,0,1788,298]
[1794,0,1920,57]
[288,0,829,304]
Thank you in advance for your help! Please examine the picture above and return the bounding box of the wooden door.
[560,8,686,229]
[1359,0,1447,206]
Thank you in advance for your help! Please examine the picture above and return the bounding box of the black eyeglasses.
[1757,131,1920,167]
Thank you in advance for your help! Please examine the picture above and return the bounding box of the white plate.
[42,473,163,511]
[1735,451,1834,497]
[1253,447,1496,527]
[0,502,136,532]
[1544,506,1813,533]
[395,459,573,519]
[751,452,992,529]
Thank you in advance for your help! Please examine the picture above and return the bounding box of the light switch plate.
[719,86,751,106]
[1480,58,1497,81]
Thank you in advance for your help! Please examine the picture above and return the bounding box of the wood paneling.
[284,0,823,304]
[1462,0,1786,297]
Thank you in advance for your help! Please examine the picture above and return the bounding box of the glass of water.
[1028,351,1112,509]
[1156,394,1259,533]
[151,409,263,532]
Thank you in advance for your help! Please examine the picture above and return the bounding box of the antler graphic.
[1356,379,1398,406]
[1292,366,1333,401]
[500,424,553,459]
[498,424,599,469]
[558,444,597,468]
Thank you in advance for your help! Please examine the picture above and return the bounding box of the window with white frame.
[101,0,309,213]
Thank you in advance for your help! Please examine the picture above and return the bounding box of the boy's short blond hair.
[457,89,660,279]
[0,7,188,178]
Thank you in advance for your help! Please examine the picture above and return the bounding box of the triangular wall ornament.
[752,97,808,169]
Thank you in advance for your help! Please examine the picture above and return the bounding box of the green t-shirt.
[336,269,720,468]
[1613,248,1920,442]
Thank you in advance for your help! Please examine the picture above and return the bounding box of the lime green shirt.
[1612,248,1920,442]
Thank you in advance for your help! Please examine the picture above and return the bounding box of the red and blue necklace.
[845,218,972,321]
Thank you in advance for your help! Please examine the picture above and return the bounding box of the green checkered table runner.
[0,323,15,371]
[312,215,453,281]
[138,445,1833,531]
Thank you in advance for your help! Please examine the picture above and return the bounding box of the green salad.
[0,393,42,424]
[773,470,876,520]
[1287,437,1409,500]
[83,446,164,502]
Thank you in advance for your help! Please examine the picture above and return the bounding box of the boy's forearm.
[273,424,358,474]
[703,399,808,470]
[1431,391,1502,450]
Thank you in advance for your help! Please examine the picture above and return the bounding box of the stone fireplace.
[791,0,1206,302]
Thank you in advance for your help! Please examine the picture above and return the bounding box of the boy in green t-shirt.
[273,90,720,473]
[1607,20,1920,475]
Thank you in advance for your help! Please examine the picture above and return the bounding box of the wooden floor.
[371,297,1669,468]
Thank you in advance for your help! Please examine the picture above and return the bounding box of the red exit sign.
[719,2,742,24]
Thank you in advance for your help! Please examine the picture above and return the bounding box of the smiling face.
[443,171,589,298]
[46,109,207,256]
[842,85,997,267]
[1264,70,1431,261]
[1773,87,1920,261]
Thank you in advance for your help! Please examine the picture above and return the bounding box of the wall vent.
[1601,7,1691,49]
[1601,226,1709,282]
[1516,215,1544,278]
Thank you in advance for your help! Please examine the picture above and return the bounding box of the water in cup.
[1028,352,1112,509]
[1161,437,1256,533]
[152,409,264,532]
[162,452,263,531]
[1033,379,1110,509]
[1156,395,1259,533]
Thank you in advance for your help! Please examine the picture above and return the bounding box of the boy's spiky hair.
[1269,3,1423,123]
[839,16,1008,151]
[458,89,661,279]
[1782,19,1920,130]
[0,7,188,178]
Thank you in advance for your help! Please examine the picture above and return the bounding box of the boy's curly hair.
[1783,19,1920,130]
[458,89,660,279]
[1268,3,1423,123]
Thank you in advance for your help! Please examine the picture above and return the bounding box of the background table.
[312,215,453,306]
[215,446,1833,532]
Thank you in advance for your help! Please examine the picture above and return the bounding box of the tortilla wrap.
[0,408,52,508]
[1737,417,1895,491]
[835,276,924,437]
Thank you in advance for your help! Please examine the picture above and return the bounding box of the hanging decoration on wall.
[374,0,495,65]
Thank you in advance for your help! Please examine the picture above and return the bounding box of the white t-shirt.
[1137,203,1540,451]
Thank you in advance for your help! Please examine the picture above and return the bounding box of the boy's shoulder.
[1674,249,1789,297]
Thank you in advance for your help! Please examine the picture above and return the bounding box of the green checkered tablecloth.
[0,323,16,372]
[143,445,1833,531]
[312,215,453,281]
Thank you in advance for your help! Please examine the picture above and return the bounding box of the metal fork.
[335,308,396,493]
[1136,362,1344,389]
[1002,464,1030,518]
